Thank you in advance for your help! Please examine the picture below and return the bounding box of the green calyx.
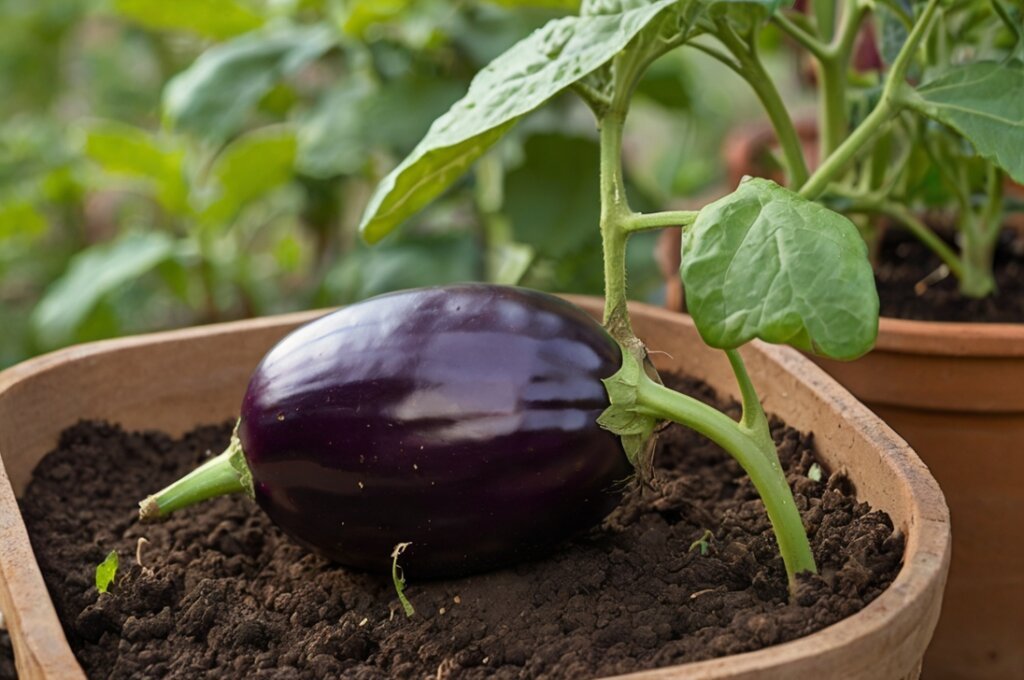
[138,421,254,522]
[598,344,660,475]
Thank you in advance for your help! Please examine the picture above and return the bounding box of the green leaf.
[681,177,878,360]
[164,25,337,141]
[341,0,412,39]
[82,121,188,214]
[904,60,1024,183]
[112,0,263,39]
[95,550,119,595]
[203,127,297,224]
[358,0,679,243]
[0,202,47,241]
[297,78,376,178]
[32,232,177,350]
[390,542,415,617]
[325,233,481,303]
[597,346,657,469]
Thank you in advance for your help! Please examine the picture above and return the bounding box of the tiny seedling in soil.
[391,542,415,618]
[688,529,714,556]
[95,550,118,595]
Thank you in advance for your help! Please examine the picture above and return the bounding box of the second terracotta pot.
[811,319,1024,680]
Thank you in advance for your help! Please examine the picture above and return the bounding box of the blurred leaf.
[486,0,580,8]
[342,0,412,39]
[488,242,534,284]
[297,76,376,178]
[32,232,177,349]
[82,121,188,214]
[0,202,47,241]
[358,0,679,243]
[273,233,303,271]
[204,127,297,224]
[505,133,599,258]
[904,60,1024,183]
[326,233,480,302]
[876,4,909,67]
[635,53,693,110]
[681,178,878,359]
[113,0,263,39]
[164,24,337,141]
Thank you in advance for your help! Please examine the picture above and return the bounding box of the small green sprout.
[391,542,414,618]
[808,463,823,483]
[95,550,119,594]
[688,529,714,557]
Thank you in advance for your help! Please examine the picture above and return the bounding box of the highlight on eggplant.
[138,284,634,577]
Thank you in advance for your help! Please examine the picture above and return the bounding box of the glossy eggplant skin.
[238,284,630,577]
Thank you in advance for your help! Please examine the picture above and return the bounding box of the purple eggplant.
[140,284,631,576]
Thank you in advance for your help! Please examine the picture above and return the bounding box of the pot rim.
[0,299,951,680]
[877,315,1024,357]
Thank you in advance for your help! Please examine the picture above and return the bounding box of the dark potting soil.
[0,631,14,680]
[875,228,1024,323]
[19,376,903,680]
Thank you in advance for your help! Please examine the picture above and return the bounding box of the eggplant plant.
[140,0,895,594]
[761,0,1024,297]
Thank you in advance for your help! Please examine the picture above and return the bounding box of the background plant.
[760,0,1024,297]
[2,0,787,368]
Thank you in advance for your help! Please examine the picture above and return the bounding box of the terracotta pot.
[811,319,1024,680]
[0,299,949,679]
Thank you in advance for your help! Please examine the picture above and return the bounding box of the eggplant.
[140,284,631,576]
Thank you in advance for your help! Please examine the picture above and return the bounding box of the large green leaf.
[82,121,188,214]
[32,232,177,349]
[358,0,679,243]
[164,25,337,141]
[112,0,263,40]
[904,60,1024,183]
[204,127,297,224]
[681,178,878,360]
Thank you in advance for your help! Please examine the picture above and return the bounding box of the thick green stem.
[960,167,1003,298]
[873,202,966,280]
[813,0,837,41]
[713,25,811,187]
[798,0,941,198]
[598,108,634,342]
[818,57,848,161]
[634,372,816,590]
[138,425,253,521]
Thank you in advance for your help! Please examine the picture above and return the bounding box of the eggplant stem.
[138,422,253,522]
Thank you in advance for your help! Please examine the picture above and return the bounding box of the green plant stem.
[622,210,699,233]
[870,202,965,280]
[960,166,1003,297]
[773,13,829,60]
[799,0,940,199]
[634,370,816,590]
[138,427,252,521]
[813,0,837,41]
[695,29,810,187]
[816,1,868,160]
[598,107,633,342]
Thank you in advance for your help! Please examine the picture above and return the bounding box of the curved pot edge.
[875,317,1024,357]
[0,298,951,680]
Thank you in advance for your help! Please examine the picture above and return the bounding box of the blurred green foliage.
[0,0,765,367]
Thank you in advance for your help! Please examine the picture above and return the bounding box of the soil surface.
[0,631,14,680]
[875,229,1024,323]
[19,376,903,680]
